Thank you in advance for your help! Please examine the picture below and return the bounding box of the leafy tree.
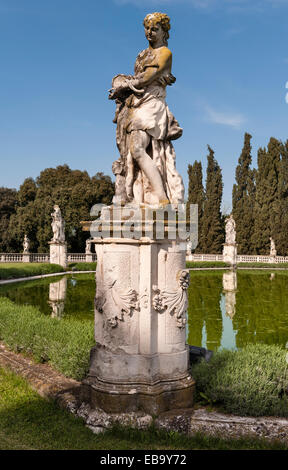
[0,187,18,252]
[201,146,224,253]
[232,133,255,254]
[187,161,204,252]
[8,165,114,253]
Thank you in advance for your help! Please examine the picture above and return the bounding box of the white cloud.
[204,105,246,129]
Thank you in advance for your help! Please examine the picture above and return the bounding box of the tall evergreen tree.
[272,140,288,255]
[252,138,281,254]
[187,161,204,252]
[232,133,255,254]
[201,146,224,253]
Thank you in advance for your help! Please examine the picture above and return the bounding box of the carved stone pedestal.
[223,243,237,267]
[81,237,195,415]
[49,242,67,268]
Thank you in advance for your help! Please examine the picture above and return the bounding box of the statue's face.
[145,22,165,45]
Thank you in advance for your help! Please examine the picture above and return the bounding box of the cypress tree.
[273,140,288,255]
[201,146,224,253]
[252,138,281,254]
[187,161,204,252]
[232,133,255,254]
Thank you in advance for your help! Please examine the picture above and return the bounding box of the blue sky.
[0,0,287,210]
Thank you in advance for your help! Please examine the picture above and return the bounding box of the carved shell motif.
[95,277,139,328]
[152,270,190,328]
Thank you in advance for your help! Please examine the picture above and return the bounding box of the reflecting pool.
[1,270,288,351]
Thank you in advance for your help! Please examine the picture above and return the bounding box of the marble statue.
[225,214,236,245]
[270,237,277,257]
[51,205,65,243]
[109,12,184,207]
[82,13,195,416]
[23,235,30,254]
[85,239,92,254]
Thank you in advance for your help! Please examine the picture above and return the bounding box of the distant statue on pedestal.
[49,205,67,268]
[51,205,65,243]
[23,235,30,254]
[223,214,237,267]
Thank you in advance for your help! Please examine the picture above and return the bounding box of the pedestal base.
[83,236,194,415]
[22,253,31,263]
[49,242,67,268]
[81,374,195,415]
[223,243,237,267]
[85,253,93,263]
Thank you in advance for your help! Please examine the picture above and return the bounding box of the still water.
[1,270,288,351]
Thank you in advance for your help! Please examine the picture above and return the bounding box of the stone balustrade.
[0,253,97,263]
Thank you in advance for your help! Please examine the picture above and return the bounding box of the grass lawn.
[0,366,287,450]
[0,263,64,280]
[186,261,229,269]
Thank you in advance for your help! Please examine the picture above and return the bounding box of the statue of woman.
[225,214,236,244]
[51,205,65,243]
[109,12,184,207]
[23,234,30,253]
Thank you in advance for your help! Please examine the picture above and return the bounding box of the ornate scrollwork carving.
[95,277,139,328]
[152,270,190,328]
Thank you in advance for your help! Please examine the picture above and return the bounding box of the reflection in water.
[0,274,95,320]
[48,277,67,318]
[222,270,237,319]
[187,272,223,351]
[187,270,288,351]
[1,271,288,351]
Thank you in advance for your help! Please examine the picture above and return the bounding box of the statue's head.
[143,12,170,45]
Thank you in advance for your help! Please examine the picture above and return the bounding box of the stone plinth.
[81,237,195,415]
[22,253,31,263]
[49,242,67,268]
[86,253,93,263]
[223,243,237,267]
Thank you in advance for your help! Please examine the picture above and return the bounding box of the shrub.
[0,297,94,380]
[191,344,288,417]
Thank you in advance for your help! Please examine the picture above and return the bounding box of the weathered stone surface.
[49,242,67,268]
[84,237,194,414]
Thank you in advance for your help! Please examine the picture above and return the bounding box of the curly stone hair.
[143,12,171,42]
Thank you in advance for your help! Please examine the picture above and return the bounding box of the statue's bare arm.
[133,48,172,89]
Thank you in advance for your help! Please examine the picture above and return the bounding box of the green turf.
[0,366,286,450]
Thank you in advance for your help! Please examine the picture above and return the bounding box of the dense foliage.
[0,165,114,253]
[187,161,205,253]
[191,344,288,417]
[187,134,288,255]
[200,146,224,253]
